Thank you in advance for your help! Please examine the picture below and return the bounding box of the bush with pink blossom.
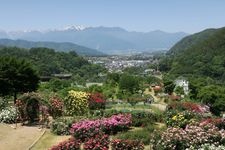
[49,137,81,150]
[83,134,110,150]
[70,114,131,141]
[154,123,225,149]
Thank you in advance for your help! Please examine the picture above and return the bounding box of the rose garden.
[1,87,225,150]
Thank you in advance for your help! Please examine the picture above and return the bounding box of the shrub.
[83,134,110,150]
[51,117,84,135]
[70,114,131,141]
[200,118,225,130]
[103,109,160,126]
[155,123,225,149]
[131,110,155,127]
[167,102,210,114]
[64,90,89,116]
[111,139,144,150]
[115,128,151,145]
[0,106,17,123]
[165,110,200,128]
[0,97,8,111]
[49,96,64,118]
[88,93,106,110]
[49,137,81,150]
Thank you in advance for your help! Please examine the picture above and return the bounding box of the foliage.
[88,93,106,110]
[0,106,17,123]
[0,47,105,81]
[51,118,73,135]
[0,56,39,102]
[51,117,85,135]
[70,114,131,141]
[174,86,184,95]
[166,27,225,81]
[127,94,146,107]
[64,90,89,116]
[163,76,175,94]
[115,128,152,145]
[50,137,81,150]
[197,85,225,115]
[0,97,8,111]
[111,139,144,150]
[119,74,140,94]
[83,134,110,150]
[47,78,71,92]
[49,96,64,118]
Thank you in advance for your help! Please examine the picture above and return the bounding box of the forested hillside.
[0,47,105,81]
[161,27,225,83]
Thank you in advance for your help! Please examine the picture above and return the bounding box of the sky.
[0,0,225,33]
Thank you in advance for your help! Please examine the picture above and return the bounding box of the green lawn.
[31,130,70,150]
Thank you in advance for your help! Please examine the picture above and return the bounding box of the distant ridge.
[0,26,188,54]
[0,38,105,56]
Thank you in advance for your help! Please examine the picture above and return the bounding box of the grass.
[31,130,70,150]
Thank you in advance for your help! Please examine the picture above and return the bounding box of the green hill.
[0,39,105,56]
[0,47,105,81]
[162,27,225,83]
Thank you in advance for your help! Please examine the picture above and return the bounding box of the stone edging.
[28,129,46,150]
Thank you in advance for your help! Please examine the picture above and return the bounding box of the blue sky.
[0,0,225,33]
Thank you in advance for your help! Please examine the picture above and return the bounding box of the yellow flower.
[172,115,177,120]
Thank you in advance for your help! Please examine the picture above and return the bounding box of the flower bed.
[103,109,162,126]
[70,114,131,141]
[83,134,109,150]
[165,110,200,128]
[155,123,225,149]
[167,102,210,114]
[49,137,81,150]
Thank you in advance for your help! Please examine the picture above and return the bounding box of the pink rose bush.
[50,137,81,150]
[154,123,225,149]
[70,114,131,141]
[83,134,110,150]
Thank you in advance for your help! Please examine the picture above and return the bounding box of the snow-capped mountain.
[0,26,188,54]
[62,25,86,31]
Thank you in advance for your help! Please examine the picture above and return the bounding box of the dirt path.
[0,123,44,150]
[144,88,167,112]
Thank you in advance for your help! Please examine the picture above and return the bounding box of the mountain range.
[0,26,188,54]
[0,39,104,56]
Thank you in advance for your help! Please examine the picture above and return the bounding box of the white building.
[174,77,189,95]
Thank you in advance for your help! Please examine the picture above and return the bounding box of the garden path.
[144,88,167,112]
[0,123,44,150]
